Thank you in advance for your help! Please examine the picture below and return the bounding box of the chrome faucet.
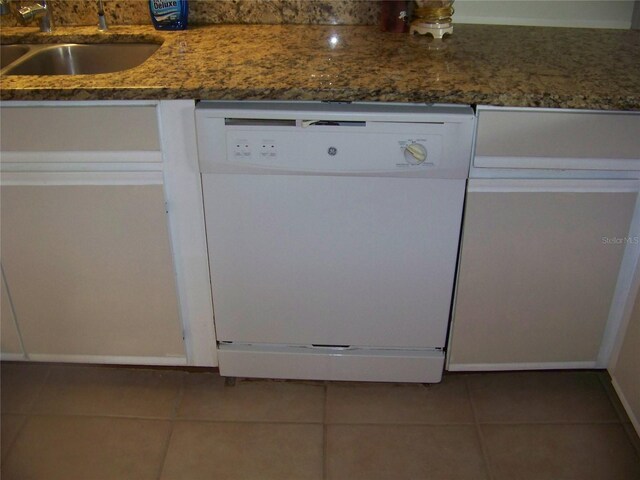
[4,0,55,32]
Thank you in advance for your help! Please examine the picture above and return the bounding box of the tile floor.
[1,362,639,480]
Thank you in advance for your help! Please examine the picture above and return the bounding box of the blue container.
[149,0,188,30]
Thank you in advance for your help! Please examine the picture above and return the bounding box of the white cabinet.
[448,107,640,370]
[0,102,190,365]
[449,180,637,368]
[1,184,184,360]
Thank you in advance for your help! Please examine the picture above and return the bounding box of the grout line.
[21,411,183,422]
[171,417,325,425]
[325,420,477,426]
[465,375,495,480]
[475,420,624,426]
[22,363,53,415]
[0,413,29,464]
[168,418,329,428]
[155,371,185,480]
[170,372,186,420]
[17,410,327,425]
[20,409,622,429]
[155,421,175,480]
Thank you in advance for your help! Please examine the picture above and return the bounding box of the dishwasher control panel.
[196,101,475,179]
[225,131,441,170]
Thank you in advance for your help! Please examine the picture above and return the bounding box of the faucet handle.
[17,4,45,24]
[15,2,53,32]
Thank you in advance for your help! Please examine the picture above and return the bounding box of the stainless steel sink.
[1,43,161,75]
[0,44,30,69]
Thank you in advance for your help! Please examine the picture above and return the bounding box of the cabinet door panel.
[0,106,160,152]
[450,188,636,367]
[476,110,640,160]
[0,185,184,358]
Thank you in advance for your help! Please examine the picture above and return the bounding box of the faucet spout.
[16,1,54,32]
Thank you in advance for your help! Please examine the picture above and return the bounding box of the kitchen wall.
[0,0,636,28]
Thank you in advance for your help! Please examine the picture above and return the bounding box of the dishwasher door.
[196,101,475,381]
[203,173,465,349]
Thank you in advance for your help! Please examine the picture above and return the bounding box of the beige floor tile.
[177,373,324,422]
[326,424,488,480]
[32,365,184,418]
[468,371,619,423]
[1,414,26,462]
[0,362,50,414]
[160,421,323,480]
[2,415,171,480]
[482,424,640,480]
[326,374,474,425]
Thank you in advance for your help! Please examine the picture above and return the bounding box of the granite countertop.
[1,23,639,110]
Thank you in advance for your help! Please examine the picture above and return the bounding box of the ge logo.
[328,147,338,156]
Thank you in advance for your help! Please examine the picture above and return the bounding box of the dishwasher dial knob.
[404,143,428,165]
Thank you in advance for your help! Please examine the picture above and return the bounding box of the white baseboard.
[23,354,188,366]
[447,361,598,372]
[0,353,27,361]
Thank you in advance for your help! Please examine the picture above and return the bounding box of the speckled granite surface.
[1,24,639,110]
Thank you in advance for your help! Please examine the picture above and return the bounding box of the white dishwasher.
[196,101,475,382]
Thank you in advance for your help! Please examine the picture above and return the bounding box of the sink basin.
[0,45,30,69]
[3,43,161,75]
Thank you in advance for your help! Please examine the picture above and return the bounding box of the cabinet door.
[448,180,637,369]
[0,184,184,361]
[1,268,24,358]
